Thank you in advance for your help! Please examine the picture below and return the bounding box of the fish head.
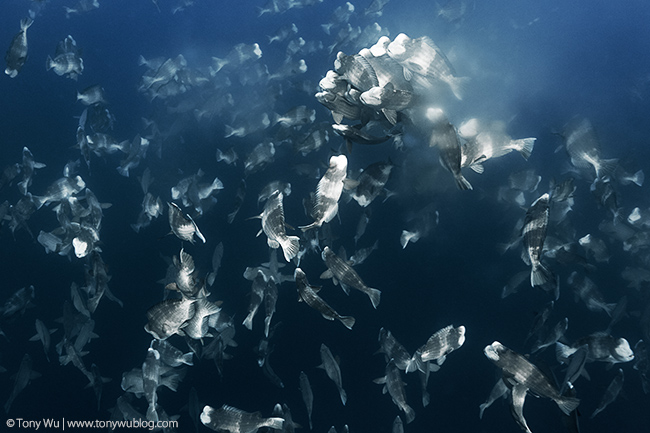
[614,338,634,362]
[329,154,348,172]
[455,325,466,347]
[484,341,503,362]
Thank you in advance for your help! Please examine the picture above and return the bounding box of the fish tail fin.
[224,125,235,138]
[181,352,194,366]
[556,395,580,416]
[454,173,473,190]
[422,389,430,407]
[530,263,551,287]
[31,195,46,210]
[338,315,355,330]
[630,169,644,187]
[403,404,416,423]
[598,158,619,178]
[340,388,347,405]
[515,138,536,160]
[242,314,254,331]
[21,17,34,31]
[479,403,488,419]
[448,75,469,100]
[367,288,381,309]
[281,236,300,261]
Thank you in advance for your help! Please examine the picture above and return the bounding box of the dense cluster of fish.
[1,1,650,433]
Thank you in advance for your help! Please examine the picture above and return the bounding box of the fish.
[347,160,393,207]
[142,347,161,422]
[299,371,314,430]
[564,118,618,179]
[244,141,275,176]
[46,35,84,80]
[243,271,266,331]
[258,181,291,205]
[144,298,197,340]
[4,354,40,413]
[320,246,381,308]
[206,242,224,287]
[478,378,508,419]
[522,193,554,289]
[253,190,300,262]
[428,109,472,190]
[374,360,416,423]
[200,404,284,432]
[568,271,616,316]
[318,343,347,406]
[556,332,635,365]
[5,18,33,78]
[484,341,580,432]
[227,179,246,224]
[32,175,86,209]
[2,285,35,318]
[167,202,206,243]
[591,368,624,418]
[295,268,355,330]
[331,124,392,146]
[376,328,414,372]
[150,339,193,367]
[77,84,107,105]
[18,147,46,196]
[29,319,57,362]
[530,317,568,354]
[413,324,465,368]
[300,155,348,231]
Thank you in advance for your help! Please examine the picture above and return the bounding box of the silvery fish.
[318,343,347,406]
[413,324,465,368]
[522,193,554,289]
[295,268,355,330]
[377,328,414,372]
[299,371,314,430]
[200,404,284,433]
[300,155,348,231]
[46,35,83,80]
[144,298,196,340]
[348,160,393,207]
[77,84,107,106]
[5,18,33,78]
[556,332,634,365]
[428,109,472,190]
[168,202,206,243]
[484,341,580,433]
[253,190,300,262]
[321,246,381,309]
[374,360,415,423]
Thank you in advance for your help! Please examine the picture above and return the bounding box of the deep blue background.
[1,1,650,432]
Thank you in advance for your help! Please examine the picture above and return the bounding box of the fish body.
[295,268,355,329]
[556,333,634,365]
[321,246,381,308]
[257,190,300,262]
[374,360,415,423]
[300,155,347,231]
[319,343,347,405]
[523,193,553,288]
[145,298,197,340]
[349,160,393,207]
[428,110,472,190]
[167,202,206,243]
[5,18,33,78]
[377,328,414,372]
[484,341,580,433]
[414,324,465,368]
[299,371,314,430]
[200,404,284,433]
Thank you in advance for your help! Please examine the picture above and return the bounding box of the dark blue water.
[1,1,650,432]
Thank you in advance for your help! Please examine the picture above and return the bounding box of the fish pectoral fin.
[256,229,264,238]
[320,270,333,279]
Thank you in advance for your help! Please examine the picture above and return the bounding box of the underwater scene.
[1,0,650,432]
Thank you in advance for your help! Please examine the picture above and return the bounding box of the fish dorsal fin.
[332,112,343,124]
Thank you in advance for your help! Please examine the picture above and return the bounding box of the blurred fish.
[376,328,414,372]
[478,378,508,419]
[4,354,40,413]
[300,155,348,231]
[144,298,196,340]
[428,108,472,190]
[258,181,291,206]
[46,35,83,80]
[244,141,275,176]
[167,202,206,244]
[556,333,634,365]
[374,360,416,423]
[364,0,390,17]
[2,285,35,318]
[200,404,283,432]
[591,369,624,418]
[321,246,381,308]
[252,190,300,262]
[65,0,100,18]
[295,268,355,330]
[77,84,107,105]
[484,341,580,432]
[18,147,46,196]
[568,271,616,316]
[299,371,314,430]
[564,118,618,179]
[347,160,393,207]
[319,343,347,405]
[29,319,57,362]
[5,18,33,78]
[522,193,554,289]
